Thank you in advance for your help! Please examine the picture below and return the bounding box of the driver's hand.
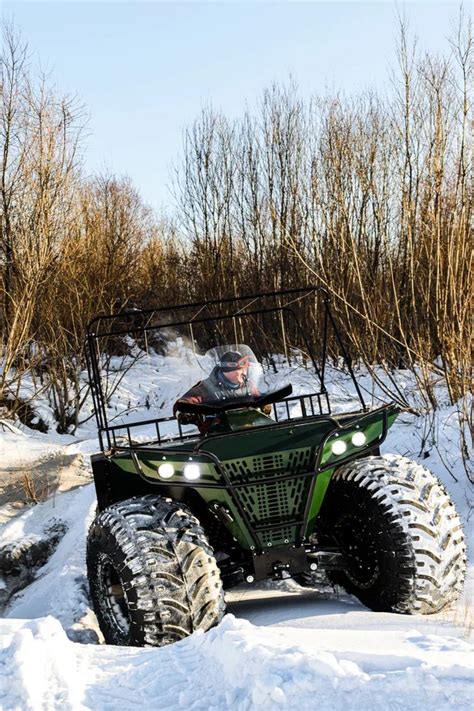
[261,404,272,416]
[176,411,203,427]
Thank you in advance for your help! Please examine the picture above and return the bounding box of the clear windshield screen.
[191,344,288,408]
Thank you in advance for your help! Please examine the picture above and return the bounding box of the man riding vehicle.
[173,347,266,431]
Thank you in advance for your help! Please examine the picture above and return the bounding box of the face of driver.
[223,365,248,386]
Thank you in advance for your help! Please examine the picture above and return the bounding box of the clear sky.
[3,1,464,212]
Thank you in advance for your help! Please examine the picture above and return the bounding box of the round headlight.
[351,431,367,447]
[331,439,347,456]
[184,463,201,481]
[158,462,174,479]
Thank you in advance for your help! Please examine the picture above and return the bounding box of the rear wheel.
[87,495,225,646]
[317,455,466,614]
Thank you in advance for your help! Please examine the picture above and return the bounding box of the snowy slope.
[1,612,473,710]
[0,351,472,710]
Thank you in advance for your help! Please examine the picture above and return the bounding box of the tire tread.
[329,454,466,614]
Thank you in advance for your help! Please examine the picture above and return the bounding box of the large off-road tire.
[87,495,225,646]
[317,454,466,614]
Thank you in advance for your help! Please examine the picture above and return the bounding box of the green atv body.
[92,403,398,580]
[85,287,466,647]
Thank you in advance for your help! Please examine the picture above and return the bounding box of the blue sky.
[3,1,463,211]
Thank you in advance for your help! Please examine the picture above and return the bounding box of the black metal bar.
[94,339,109,445]
[85,336,104,439]
[253,519,305,532]
[85,339,105,451]
[301,398,307,418]
[106,414,177,432]
[100,392,334,450]
[107,404,342,451]
[320,300,329,388]
[86,303,300,341]
[324,392,331,413]
[86,334,111,450]
[87,286,326,334]
[326,307,367,411]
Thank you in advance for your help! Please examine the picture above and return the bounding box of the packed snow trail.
[0,480,472,710]
[1,614,473,710]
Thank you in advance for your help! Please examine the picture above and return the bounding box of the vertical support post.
[278,308,290,365]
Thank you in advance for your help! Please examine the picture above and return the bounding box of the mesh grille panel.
[222,448,313,547]
[260,527,295,547]
[224,449,311,482]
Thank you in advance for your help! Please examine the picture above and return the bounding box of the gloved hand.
[176,411,204,427]
[261,404,272,416]
[176,411,202,425]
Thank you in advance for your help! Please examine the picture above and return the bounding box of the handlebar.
[175,384,293,415]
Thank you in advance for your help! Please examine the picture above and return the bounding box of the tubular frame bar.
[99,391,331,449]
[87,286,328,335]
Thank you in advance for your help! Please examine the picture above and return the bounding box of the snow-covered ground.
[0,347,472,710]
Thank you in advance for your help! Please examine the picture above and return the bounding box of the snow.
[0,424,64,471]
[0,349,472,710]
[1,613,473,710]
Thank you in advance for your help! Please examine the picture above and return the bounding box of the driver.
[173,350,260,429]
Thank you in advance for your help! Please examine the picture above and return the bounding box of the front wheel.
[317,455,466,614]
[87,495,225,646]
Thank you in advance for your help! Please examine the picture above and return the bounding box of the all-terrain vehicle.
[85,287,466,647]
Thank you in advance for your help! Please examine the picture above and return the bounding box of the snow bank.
[0,617,85,711]
[0,614,473,710]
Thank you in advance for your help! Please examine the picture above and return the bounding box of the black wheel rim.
[335,516,380,589]
[99,556,131,636]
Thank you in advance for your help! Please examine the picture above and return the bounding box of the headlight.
[351,431,366,447]
[184,463,201,481]
[158,462,174,479]
[331,439,347,455]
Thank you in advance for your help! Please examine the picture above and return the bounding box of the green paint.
[109,404,400,550]
[305,469,334,534]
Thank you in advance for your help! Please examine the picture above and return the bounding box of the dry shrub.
[175,13,472,417]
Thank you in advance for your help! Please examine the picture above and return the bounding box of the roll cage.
[85,286,367,452]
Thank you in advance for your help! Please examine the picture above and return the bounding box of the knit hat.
[219,351,252,372]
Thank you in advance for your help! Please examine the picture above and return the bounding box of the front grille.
[222,448,313,547]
